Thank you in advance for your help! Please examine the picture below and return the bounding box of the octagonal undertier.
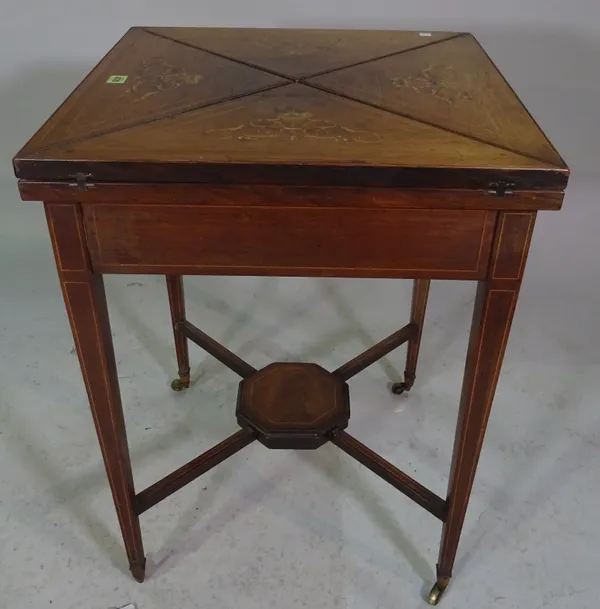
[236,363,350,449]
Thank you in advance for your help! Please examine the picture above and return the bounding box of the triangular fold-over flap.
[22,28,286,153]
[309,35,564,167]
[33,84,555,170]
[146,27,461,79]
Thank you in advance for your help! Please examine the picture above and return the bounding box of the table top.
[14,27,568,190]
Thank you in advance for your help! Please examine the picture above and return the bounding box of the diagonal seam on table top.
[300,35,565,169]
[22,27,293,157]
[25,31,563,170]
[19,28,565,172]
[23,80,291,157]
[297,32,468,81]
[143,28,296,81]
[25,82,560,169]
[302,80,564,169]
[142,27,467,82]
[474,37,568,170]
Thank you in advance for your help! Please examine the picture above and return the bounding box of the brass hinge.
[68,172,95,191]
[488,181,516,196]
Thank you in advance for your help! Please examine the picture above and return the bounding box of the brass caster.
[391,382,407,395]
[427,582,447,606]
[170,378,189,392]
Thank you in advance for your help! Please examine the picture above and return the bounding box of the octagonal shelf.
[236,363,350,449]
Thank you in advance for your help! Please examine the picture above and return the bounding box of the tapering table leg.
[166,275,191,391]
[392,279,430,394]
[46,203,146,581]
[429,212,536,604]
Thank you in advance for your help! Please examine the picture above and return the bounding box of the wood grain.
[16,84,564,190]
[435,210,536,582]
[237,363,350,449]
[166,276,190,386]
[13,27,568,190]
[437,284,517,578]
[309,34,564,166]
[146,27,461,79]
[45,202,146,582]
[179,321,256,379]
[491,212,536,280]
[332,430,447,520]
[84,204,495,279]
[136,428,256,514]
[16,28,285,153]
[402,279,431,390]
[18,182,566,210]
[333,323,417,380]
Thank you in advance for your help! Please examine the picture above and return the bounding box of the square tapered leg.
[428,212,536,605]
[166,275,191,391]
[46,203,146,581]
[392,279,430,395]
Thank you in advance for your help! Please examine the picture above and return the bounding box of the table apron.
[82,204,496,280]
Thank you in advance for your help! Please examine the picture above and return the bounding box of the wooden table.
[13,27,568,605]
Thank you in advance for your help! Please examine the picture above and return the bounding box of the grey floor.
[0,174,598,609]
